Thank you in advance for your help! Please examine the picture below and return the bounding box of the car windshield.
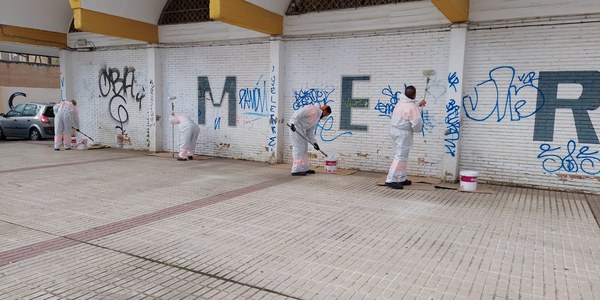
[43,106,55,118]
[6,104,26,117]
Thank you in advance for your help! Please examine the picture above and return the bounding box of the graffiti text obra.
[98,67,145,134]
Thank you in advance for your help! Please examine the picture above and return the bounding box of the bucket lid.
[460,170,478,176]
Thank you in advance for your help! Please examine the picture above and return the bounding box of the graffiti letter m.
[198,76,237,126]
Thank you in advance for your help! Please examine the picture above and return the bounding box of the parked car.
[0,102,55,140]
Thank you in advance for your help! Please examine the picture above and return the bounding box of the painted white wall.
[68,32,145,49]
[161,41,271,161]
[283,29,450,175]
[284,2,449,36]
[469,0,600,22]
[58,1,600,193]
[159,22,268,43]
[70,49,149,149]
[460,19,600,192]
[0,87,60,113]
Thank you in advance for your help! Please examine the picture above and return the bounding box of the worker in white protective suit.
[53,100,79,151]
[385,86,426,189]
[288,105,331,176]
[169,112,200,161]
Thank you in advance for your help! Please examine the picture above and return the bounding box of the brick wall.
[60,3,600,193]
[161,41,271,160]
[71,49,148,149]
[0,62,59,88]
[460,20,600,192]
[282,30,450,176]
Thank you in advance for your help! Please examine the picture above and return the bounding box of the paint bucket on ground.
[460,170,478,191]
[325,155,337,174]
[76,138,88,150]
[71,137,77,147]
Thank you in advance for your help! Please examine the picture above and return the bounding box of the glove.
[290,124,296,132]
[313,143,320,151]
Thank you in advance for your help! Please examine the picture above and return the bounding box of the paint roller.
[422,69,436,102]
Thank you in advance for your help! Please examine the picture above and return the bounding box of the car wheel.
[29,128,41,140]
[0,127,6,140]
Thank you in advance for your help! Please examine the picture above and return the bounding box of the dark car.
[0,102,55,140]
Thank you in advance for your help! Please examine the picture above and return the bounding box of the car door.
[0,104,26,136]
[17,104,39,137]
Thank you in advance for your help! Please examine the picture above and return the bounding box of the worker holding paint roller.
[169,112,200,161]
[288,105,331,176]
[53,100,79,151]
[384,86,426,189]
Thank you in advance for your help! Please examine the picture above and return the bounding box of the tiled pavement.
[1,140,600,299]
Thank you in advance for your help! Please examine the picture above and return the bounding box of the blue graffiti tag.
[537,140,600,175]
[448,72,459,93]
[462,66,545,122]
[239,76,268,116]
[292,88,334,110]
[293,87,350,142]
[374,86,401,118]
[314,115,352,142]
[420,110,435,144]
[444,99,460,157]
[214,116,221,130]
[268,65,277,149]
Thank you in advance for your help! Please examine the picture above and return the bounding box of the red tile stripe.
[0,156,137,174]
[0,176,296,267]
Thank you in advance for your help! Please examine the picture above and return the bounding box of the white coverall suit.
[386,94,423,183]
[169,114,200,159]
[289,106,321,173]
[53,101,79,150]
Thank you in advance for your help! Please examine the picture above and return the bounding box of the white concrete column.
[269,37,285,163]
[147,46,163,152]
[442,24,467,182]
[59,50,73,102]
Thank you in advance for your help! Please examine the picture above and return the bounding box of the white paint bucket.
[71,137,77,147]
[75,138,88,150]
[460,171,478,191]
[325,159,337,173]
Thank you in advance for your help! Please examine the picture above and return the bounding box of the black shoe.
[54,148,60,151]
[306,170,316,174]
[177,157,188,161]
[384,182,403,189]
[65,148,71,150]
[188,156,193,160]
[291,171,307,176]
[399,180,412,186]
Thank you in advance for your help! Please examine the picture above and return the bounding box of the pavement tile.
[1,141,600,299]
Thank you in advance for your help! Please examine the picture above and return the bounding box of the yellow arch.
[70,0,159,43]
[0,25,67,49]
[210,0,283,35]
[432,0,469,23]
